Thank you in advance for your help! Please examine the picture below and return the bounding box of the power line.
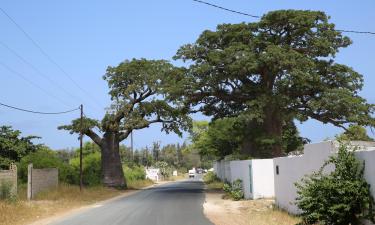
[191,0,375,35]
[0,61,72,107]
[0,7,105,110]
[192,0,259,18]
[0,101,79,114]
[0,40,90,106]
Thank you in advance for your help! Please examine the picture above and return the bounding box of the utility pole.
[131,131,134,160]
[79,104,83,191]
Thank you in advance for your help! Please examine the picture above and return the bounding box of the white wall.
[252,159,275,199]
[274,141,375,215]
[214,159,275,200]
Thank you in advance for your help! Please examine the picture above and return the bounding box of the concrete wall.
[0,164,17,196]
[28,164,58,200]
[274,141,375,215]
[214,159,275,200]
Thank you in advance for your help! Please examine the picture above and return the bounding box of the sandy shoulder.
[203,190,299,225]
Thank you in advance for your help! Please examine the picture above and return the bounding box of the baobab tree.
[59,59,191,187]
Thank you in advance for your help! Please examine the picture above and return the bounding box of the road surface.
[51,175,213,225]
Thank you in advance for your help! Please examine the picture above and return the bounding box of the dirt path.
[203,190,300,225]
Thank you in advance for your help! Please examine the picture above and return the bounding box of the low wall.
[214,159,274,199]
[0,164,17,196]
[27,164,58,200]
[274,141,375,215]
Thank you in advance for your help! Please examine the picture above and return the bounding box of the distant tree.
[174,10,375,157]
[59,59,191,187]
[0,126,40,169]
[337,124,374,141]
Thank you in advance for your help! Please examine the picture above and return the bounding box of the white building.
[214,159,274,199]
[274,141,375,215]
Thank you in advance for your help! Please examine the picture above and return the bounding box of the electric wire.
[0,61,72,107]
[0,101,79,114]
[0,7,105,110]
[191,0,375,35]
[0,40,91,106]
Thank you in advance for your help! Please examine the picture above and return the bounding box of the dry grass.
[204,190,300,225]
[0,181,154,225]
[127,179,154,189]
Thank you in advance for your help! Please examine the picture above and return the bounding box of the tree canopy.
[59,58,191,187]
[337,124,374,141]
[173,10,375,157]
[0,125,41,169]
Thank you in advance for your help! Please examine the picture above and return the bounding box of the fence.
[0,164,17,197]
[27,164,58,200]
[274,141,375,214]
[213,159,274,199]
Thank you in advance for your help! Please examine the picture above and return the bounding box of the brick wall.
[27,164,58,200]
[0,164,17,196]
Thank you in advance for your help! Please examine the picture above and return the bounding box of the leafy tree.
[19,147,74,183]
[296,143,375,224]
[173,10,375,157]
[59,59,191,187]
[154,161,172,178]
[0,126,41,169]
[337,124,374,141]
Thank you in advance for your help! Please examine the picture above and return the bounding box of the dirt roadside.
[203,190,300,225]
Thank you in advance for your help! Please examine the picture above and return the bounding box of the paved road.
[51,175,213,225]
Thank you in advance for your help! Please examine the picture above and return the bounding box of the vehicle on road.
[188,169,195,178]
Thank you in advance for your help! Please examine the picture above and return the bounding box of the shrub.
[123,165,146,181]
[296,143,375,225]
[154,161,172,178]
[70,152,101,186]
[203,171,220,184]
[0,181,13,200]
[18,148,75,183]
[222,179,244,201]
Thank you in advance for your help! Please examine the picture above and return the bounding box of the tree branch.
[85,129,103,147]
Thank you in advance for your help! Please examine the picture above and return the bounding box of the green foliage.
[0,126,41,169]
[222,179,244,201]
[174,9,375,157]
[19,147,74,183]
[70,152,101,186]
[296,143,375,224]
[0,181,13,201]
[203,171,221,184]
[123,165,146,181]
[337,124,374,141]
[154,161,172,178]
[193,118,241,159]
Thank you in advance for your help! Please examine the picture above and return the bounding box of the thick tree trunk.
[100,132,126,188]
[240,105,283,158]
[263,107,283,157]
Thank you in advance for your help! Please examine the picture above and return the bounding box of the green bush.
[203,171,220,184]
[0,180,13,200]
[123,165,146,181]
[154,161,172,178]
[19,148,75,183]
[296,143,375,225]
[70,152,101,186]
[222,179,244,201]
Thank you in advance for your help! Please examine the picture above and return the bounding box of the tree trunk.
[100,132,126,188]
[240,105,283,158]
[263,106,283,157]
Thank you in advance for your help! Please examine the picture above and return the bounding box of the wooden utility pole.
[79,104,83,191]
[131,131,134,160]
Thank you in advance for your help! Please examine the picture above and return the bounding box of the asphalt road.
[51,175,213,225]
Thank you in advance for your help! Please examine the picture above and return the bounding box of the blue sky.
[0,0,374,150]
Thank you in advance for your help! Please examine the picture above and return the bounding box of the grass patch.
[206,181,224,190]
[0,183,127,225]
[127,179,154,190]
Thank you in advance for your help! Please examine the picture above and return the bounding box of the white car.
[188,169,195,178]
